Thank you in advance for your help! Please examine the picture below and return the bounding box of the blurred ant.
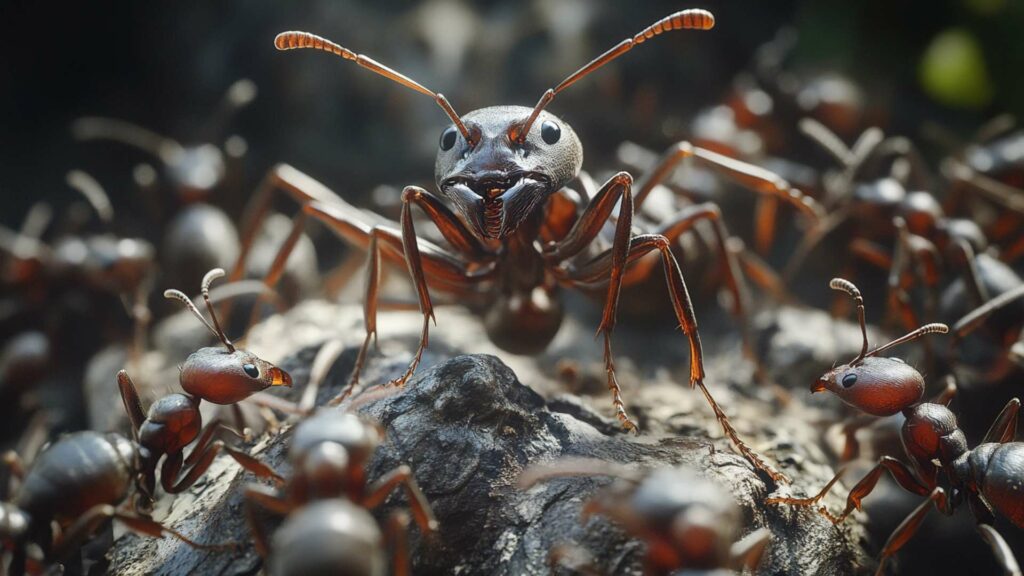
[238,9,814,482]
[768,278,1024,576]
[118,268,292,502]
[520,459,770,576]
[72,80,257,292]
[220,410,437,575]
[951,282,1024,384]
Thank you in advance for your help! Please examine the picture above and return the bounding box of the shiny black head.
[436,106,582,239]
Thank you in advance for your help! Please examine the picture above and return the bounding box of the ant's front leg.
[160,433,225,494]
[545,172,636,430]
[982,397,1021,444]
[874,488,946,576]
[363,463,439,534]
[977,524,1023,576]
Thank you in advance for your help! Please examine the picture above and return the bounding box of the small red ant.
[768,278,1024,576]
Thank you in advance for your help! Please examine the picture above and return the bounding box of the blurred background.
[2,1,1024,575]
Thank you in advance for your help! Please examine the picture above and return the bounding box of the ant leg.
[633,142,823,220]
[754,195,779,255]
[874,488,946,576]
[833,456,933,523]
[163,441,225,494]
[243,484,294,558]
[732,237,795,304]
[982,398,1021,444]
[385,511,412,576]
[930,376,958,406]
[978,524,1023,576]
[363,465,439,533]
[549,174,638,430]
[783,208,851,282]
[222,446,286,487]
[52,504,227,560]
[569,235,786,482]
[116,370,146,441]
[729,527,771,573]
[766,466,846,517]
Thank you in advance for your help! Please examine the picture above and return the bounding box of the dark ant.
[235,9,816,482]
[768,278,1024,576]
[519,459,770,576]
[951,282,1024,383]
[119,267,291,501]
[219,409,437,575]
[72,80,259,292]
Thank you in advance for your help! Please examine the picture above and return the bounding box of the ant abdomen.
[971,443,1024,528]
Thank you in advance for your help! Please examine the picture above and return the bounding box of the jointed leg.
[161,440,225,494]
[363,464,439,534]
[978,524,1023,576]
[52,504,229,560]
[766,467,846,522]
[983,398,1021,444]
[874,488,946,576]
[386,511,412,576]
[242,484,294,558]
[223,446,286,487]
[834,456,933,523]
[116,370,147,441]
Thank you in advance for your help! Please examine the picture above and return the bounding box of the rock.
[105,301,868,575]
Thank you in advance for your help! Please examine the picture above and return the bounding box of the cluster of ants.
[2,6,1024,575]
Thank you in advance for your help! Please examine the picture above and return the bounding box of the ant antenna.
[71,117,184,164]
[66,170,114,224]
[201,268,235,352]
[274,31,472,143]
[515,9,715,142]
[866,323,948,358]
[164,268,235,352]
[829,278,869,362]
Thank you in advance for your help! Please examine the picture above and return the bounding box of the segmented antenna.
[274,31,471,142]
[165,269,235,352]
[515,9,715,142]
[829,278,869,362]
[867,323,948,358]
[66,170,114,224]
[201,268,234,352]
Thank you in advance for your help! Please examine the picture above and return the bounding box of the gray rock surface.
[105,301,869,575]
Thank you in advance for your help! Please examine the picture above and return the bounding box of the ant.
[72,80,259,292]
[238,8,811,482]
[219,409,438,575]
[768,278,1024,576]
[519,458,770,576]
[118,268,292,501]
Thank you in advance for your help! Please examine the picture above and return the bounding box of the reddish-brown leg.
[730,527,771,573]
[52,504,228,560]
[766,466,847,520]
[834,456,934,523]
[362,464,439,534]
[977,524,1023,576]
[161,440,225,494]
[385,511,412,576]
[567,234,786,482]
[874,488,946,576]
[242,484,294,558]
[116,370,147,441]
[222,446,287,487]
[983,398,1021,444]
[754,195,779,255]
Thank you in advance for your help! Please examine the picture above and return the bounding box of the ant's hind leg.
[977,524,1023,576]
[874,488,945,576]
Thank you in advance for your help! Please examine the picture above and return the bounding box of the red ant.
[220,409,437,575]
[768,278,1024,575]
[119,268,292,500]
[520,459,770,575]
[232,8,818,483]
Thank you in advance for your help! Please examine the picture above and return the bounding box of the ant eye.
[439,126,458,151]
[243,363,260,378]
[842,373,857,388]
[541,121,561,144]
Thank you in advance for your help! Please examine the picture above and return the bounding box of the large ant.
[235,8,816,482]
[519,459,770,575]
[221,409,438,575]
[768,278,1024,575]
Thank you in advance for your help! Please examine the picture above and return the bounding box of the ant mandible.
[768,278,1024,576]
[238,8,817,482]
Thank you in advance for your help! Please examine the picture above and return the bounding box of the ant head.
[137,393,202,456]
[435,106,582,239]
[290,412,381,498]
[274,9,714,240]
[816,278,947,416]
[166,268,291,405]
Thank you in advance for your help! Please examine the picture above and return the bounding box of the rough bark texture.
[105,301,870,575]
